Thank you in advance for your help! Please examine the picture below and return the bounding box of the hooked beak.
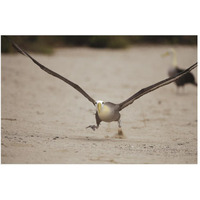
[97,103,101,113]
[161,52,169,57]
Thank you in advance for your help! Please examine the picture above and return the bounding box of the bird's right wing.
[118,62,197,111]
[9,38,96,105]
[175,67,184,73]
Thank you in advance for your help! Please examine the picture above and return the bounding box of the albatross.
[9,39,197,138]
[162,48,197,91]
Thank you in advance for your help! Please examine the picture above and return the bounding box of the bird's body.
[97,102,120,122]
[8,38,197,138]
[168,66,197,87]
[163,48,197,89]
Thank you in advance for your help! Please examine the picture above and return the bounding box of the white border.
[1,1,199,200]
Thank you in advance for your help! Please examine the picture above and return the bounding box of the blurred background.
[1,35,197,164]
[1,35,197,54]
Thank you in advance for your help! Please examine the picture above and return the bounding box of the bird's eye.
[102,102,105,104]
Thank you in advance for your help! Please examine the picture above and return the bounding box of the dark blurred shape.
[1,36,54,54]
[88,36,129,48]
[1,35,197,54]
[127,36,197,45]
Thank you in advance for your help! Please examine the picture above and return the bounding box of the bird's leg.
[113,119,126,139]
[86,125,99,131]
[117,119,124,136]
[182,86,185,94]
[176,86,185,95]
[176,87,179,94]
[86,112,101,131]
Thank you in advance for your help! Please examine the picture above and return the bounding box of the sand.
[1,45,197,164]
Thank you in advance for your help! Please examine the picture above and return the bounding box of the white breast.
[98,105,114,122]
[168,67,177,77]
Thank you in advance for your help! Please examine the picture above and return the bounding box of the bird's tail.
[192,82,197,86]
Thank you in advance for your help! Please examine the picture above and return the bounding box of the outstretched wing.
[118,62,197,111]
[9,38,96,105]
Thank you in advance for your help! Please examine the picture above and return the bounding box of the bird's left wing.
[118,62,197,111]
[8,38,96,105]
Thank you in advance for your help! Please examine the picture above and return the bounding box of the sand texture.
[1,45,197,164]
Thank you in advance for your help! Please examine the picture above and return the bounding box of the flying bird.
[9,39,197,138]
[162,48,197,91]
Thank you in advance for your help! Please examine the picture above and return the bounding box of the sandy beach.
[1,45,197,164]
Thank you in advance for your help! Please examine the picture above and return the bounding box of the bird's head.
[161,48,176,57]
[162,48,177,67]
[95,100,105,114]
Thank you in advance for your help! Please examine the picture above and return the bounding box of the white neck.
[171,50,177,67]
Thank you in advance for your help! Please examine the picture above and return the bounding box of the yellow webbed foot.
[112,128,126,139]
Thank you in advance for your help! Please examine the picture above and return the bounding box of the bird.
[162,48,197,91]
[8,39,197,138]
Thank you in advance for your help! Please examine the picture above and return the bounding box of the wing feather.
[118,62,197,111]
[9,38,96,105]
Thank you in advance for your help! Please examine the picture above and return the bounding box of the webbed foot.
[112,128,126,139]
[86,125,98,131]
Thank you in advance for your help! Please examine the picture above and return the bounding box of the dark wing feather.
[9,39,96,105]
[176,67,196,85]
[118,62,197,111]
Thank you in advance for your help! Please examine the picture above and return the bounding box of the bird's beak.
[161,52,169,57]
[97,103,101,113]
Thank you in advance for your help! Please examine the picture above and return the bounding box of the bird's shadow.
[67,135,126,142]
